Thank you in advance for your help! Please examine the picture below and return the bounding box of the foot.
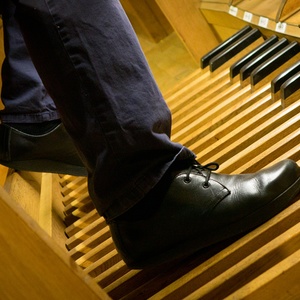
[109,159,300,269]
[0,122,87,176]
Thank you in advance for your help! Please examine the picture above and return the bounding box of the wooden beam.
[277,0,300,21]
[0,186,110,300]
[39,173,53,235]
[0,165,9,186]
[155,0,220,63]
[120,0,172,42]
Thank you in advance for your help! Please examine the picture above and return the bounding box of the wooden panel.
[0,187,110,300]
[276,0,300,22]
[0,165,9,186]
[199,0,300,41]
[234,0,283,20]
[39,173,53,235]
[226,248,300,299]
[120,0,172,42]
[201,9,247,31]
[155,0,220,63]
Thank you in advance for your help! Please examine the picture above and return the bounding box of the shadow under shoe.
[0,122,87,176]
[109,159,300,269]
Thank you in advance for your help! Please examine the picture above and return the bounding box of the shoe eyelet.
[184,177,191,184]
[202,183,210,189]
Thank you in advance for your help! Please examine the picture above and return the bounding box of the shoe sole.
[128,175,300,269]
[0,159,87,177]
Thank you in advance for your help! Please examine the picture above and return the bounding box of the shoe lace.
[184,161,219,188]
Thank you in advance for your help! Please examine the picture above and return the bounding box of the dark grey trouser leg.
[1,0,59,123]
[14,0,194,220]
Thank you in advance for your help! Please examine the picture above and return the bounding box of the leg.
[14,0,194,219]
[1,0,58,122]
[13,0,300,268]
[0,0,86,176]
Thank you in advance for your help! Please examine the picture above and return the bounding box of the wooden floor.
[139,32,198,93]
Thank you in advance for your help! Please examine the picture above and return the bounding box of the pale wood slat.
[190,86,272,156]
[172,81,266,145]
[65,208,99,237]
[66,216,107,250]
[148,198,300,300]
[225,248,300,299]
[167,68,227,113]
[163,68,204,99]
[234,132,299,174]
[171,77,241,130]
[62,181,88,206]
[39,173,53,236]
[60,176,87,196]
[68,226,111,260]
[64,191,91,215]
[76,237,116,269]
[166,34,263,111]
[59,174,79,187]
[184,222,300,300]
[201,98,300,167]
[218,102,300,173]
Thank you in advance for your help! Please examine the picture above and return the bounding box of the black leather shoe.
[109,159,300,269]
[0,123,87,176]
